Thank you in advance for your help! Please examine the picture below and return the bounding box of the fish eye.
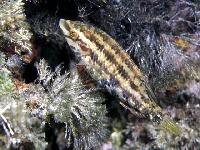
[69,29,78,39]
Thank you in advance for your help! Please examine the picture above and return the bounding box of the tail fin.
[159,115,181,136]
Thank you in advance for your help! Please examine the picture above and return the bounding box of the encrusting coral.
[0,56,109,149]
[0,0,33,62]
[26,59,109,149]
[0,53,47,149]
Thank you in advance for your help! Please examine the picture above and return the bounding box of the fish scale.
[59,19,181,135]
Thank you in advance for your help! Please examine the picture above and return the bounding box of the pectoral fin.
[140,77,158,103]
[77,60,88,66]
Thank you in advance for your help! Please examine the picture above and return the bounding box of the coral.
[1,56,109,149]
[0,52,47,149]
[0,54,13,97]
[187,80,200,98]
[0,0,33,62]
[119,94,200,149]
[5,54,24,80]
[102,94,200,149]
[26,59,109,149]
[27,13,64,44]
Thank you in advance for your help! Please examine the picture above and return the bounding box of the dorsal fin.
[140,77,158,103]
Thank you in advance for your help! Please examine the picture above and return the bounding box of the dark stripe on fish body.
[118,66,128,79]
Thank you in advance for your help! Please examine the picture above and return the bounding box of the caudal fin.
[160,115,181,136]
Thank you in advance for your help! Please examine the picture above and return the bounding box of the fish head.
[59,19,93,62]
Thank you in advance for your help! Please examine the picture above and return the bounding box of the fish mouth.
[59,19,70,37]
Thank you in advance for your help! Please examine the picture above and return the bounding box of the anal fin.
[119,101,145,119]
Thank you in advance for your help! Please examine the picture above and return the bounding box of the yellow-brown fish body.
[59,19,180,135]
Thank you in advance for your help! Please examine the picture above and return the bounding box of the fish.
[59,19,181,135]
